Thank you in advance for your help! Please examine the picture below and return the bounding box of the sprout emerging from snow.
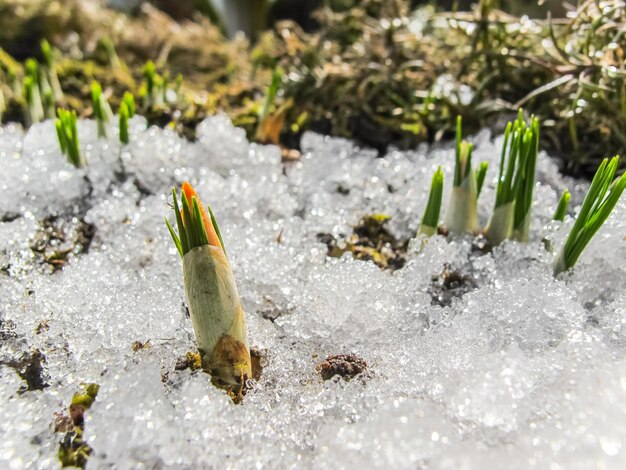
[41,39,63,100]
[485,110,539,245]
[444,116,480,234]
[554,156,626,275]
[418,166,444,237]
[23,60,44,125]
[55,108,84,168]
[119,103,130,145]
[122,92,136,118]
[91,82,113,138]
[165,183,252,396]
[553,190,570,221]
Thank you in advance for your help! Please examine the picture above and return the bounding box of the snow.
[0,114,625,469]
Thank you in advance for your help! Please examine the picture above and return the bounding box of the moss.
[57,383,100,468]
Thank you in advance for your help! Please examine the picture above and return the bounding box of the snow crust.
[0,115,625,469]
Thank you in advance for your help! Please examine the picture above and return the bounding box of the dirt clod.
[1,349,49,393]
[316,353,367,381]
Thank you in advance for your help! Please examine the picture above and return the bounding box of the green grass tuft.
[554,156,626,275]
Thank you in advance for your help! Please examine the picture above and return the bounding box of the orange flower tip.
[182,182,200,204]
[179,182,223,250]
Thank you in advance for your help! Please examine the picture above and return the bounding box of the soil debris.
[174,351,202,372]
[316,353,367,381]
[30,216,96,272]
[317,214,408,271]
[0,349,49,393]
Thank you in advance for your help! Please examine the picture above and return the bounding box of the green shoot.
[475,161,489,197]
[100,37,121,69]
[418,166,444,237]
[512,115,539,241]
[23,75,44,125]
[122,92,136,117]
[40,39,53,69]
[142,61,165,107]
[55,108,83,167]
[119,102,130,145]
[485,110,539,245]
[41,39,63,100]
[554,156,626,275]
[553,190,571,221]
[165,188,213,258]
[42,87,55,119]
[453,116,471,186]
[91,82,112,138]
[260,67,282,122]
[444,116,479,234]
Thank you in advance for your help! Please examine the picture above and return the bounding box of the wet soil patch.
[316,353,367,381]
[317,215,408,271]
[427,263,478,307]
[30,216,96,272]
[0,349,49,393]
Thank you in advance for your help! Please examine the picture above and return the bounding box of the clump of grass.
[444,116,480,234]
[418,166,444,237]
[55,108,84,168]
[554,156,626,275]
[553,190,571,222]
[484,110,539,245]
[91,82,112,138]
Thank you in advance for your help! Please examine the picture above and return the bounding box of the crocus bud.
[166,183,252,394]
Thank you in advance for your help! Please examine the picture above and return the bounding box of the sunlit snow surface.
[1,116,625,469]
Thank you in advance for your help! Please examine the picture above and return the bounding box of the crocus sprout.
[122,92,136,118]
[142,61,165,107]
[41,39,63,99]
[165,183,252,396]
[444,116,479,234]
[553,190,571,222]
[119,92,136,144]
[475,161,489,197]
[91,82,113,138]
[418,166,444,237]
[553,156,626,275]
[484,110,539,245]
[23,59,44,125]
[55,108,84,168]
[119,102,130,145]
[99,37,121,69]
